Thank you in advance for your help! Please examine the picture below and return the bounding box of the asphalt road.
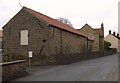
[17,54,118,81]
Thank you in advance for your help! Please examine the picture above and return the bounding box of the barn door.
[20,30,28,45]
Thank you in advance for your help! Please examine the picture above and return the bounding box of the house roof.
[0,30,3,38]
[112,34,120,39]
[94,28,103,37]
[105,34,120,40]
[23,7,90,38]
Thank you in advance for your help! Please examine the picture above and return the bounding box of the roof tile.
[23,7,88,38]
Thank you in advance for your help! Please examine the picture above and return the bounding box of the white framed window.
[20,30,28,45]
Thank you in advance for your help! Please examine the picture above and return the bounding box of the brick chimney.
[109,30,111,34]
[113,31,116,36]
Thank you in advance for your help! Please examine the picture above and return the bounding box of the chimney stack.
[109,30,111,34]
[101,23,104,31]
[113,31,116,36]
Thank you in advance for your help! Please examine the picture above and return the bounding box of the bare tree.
[56,17,73,26]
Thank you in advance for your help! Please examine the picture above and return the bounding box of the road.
[17,54,118,81]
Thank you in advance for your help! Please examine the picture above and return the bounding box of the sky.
[0,0,119,36]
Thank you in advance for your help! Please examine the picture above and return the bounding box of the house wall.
[104,34,120,52]
[104,35,118,48]
[88,40,93,52]
[99,37,104,52]
[79,25,100,52]
[3,9,50,59]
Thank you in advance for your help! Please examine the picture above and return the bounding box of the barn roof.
[23,7,90,38]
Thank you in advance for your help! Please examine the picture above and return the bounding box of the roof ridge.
[23,7,74,28]
[23,6,55,21]
[111,34,120,39]
[94,28,101,29]
[23,7,89,38]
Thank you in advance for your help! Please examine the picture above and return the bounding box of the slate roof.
[23,7,90,39]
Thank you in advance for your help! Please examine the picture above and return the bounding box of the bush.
[104,40,111,50]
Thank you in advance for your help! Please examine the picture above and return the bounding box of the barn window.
[20,30,28,45]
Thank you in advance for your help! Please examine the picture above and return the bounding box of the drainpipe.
[87,38,88,53]
[60,30,62,54]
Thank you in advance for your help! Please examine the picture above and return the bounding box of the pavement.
[16,54,118,81]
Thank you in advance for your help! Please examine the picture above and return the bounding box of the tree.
[56,17,73,26]
[104,40,111,50]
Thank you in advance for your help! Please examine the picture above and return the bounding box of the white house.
[104,30,120,52]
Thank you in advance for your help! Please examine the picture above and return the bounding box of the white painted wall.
[104,35,118,48]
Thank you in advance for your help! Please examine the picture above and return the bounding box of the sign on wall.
[29,51,33,58]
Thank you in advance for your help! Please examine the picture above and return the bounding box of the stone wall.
[79,24,100,52]
[39,52,104,65]
[99,37,104,52]
[104,48,117,56]
[3,8,49,57]
[28,52,105,65]
[88,40,93,52]
[2,60,27,81]
[49,26,88,55]
[48,51,115,65]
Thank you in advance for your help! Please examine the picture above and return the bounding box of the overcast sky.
[0,0,119,36]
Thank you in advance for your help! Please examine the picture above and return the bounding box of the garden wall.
[2,60,27,81]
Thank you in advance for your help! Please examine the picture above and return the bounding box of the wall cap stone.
[0,60,26,66]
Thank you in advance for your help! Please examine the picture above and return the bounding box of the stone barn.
[2,7,93,65]
[77,23,104,52]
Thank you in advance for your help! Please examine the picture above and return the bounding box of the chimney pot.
[113,31,116,36]
[101,23,104,28]
[109,30,111,34]
[117,33,119,37]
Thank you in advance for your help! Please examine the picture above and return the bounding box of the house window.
[20,30,28,45]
